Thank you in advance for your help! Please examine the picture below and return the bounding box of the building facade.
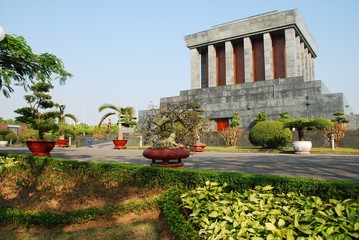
[139,9,358,131]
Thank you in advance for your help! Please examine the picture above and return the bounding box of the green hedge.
[249,120,292,148]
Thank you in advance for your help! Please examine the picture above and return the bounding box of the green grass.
[1,222,159,240]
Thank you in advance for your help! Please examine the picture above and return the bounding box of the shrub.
[4,131,17,144]
[249,120,292,148]
[18,128,39,142]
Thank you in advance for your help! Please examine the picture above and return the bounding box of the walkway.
[1,143,358,182]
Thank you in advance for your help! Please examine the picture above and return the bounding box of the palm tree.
[56,104,78,140]
[98,104,136,140]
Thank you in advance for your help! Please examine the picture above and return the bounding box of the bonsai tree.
[0,34,72,98]
[14,81,58,140]
[219,112,244,147]
[55,104,78,140]
[284,117,332,141]
[141,101,204,149]
[323,111,350,147]
[98,104,136,140]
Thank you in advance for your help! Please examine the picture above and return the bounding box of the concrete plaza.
[1,143,358,182]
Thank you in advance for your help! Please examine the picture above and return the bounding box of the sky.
[1,0,359,126]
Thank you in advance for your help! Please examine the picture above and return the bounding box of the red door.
[216,119,229,132]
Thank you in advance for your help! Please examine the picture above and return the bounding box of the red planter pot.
[112,139,128,149]
[143,148,190,168]
[192,142,206,152]
[57,139,69,148]
[25,140,56,157]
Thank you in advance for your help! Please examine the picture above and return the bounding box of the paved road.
[1,143,358,182]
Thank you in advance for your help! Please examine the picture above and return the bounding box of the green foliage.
[249,120,292,148]
[0,156,18,173]
[14,81,58,139]
[18,128,39,142]
[0,34,72,98]
[312,117,334,130]
[332,111,350,124]
[0,129,11,141]
[141,101,205,148]
[160,188,200,239]
[98,104,137,139]
[55,104,78,139]
[255,111,268,123]
[181,182,359,239]
[229,112,241,128]
[4,130,17,143]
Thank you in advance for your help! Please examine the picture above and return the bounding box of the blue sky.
[1,0,358,125]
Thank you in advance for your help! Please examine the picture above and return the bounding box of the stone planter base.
[292,141,312,154]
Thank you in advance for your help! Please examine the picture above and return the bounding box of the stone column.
[300,41,306,79]
[304,48,309,81]
[190,48,200,89]
[285,28,298,78]
[310,56,315,80]
[244,37,253,82]
[263,33,273,80]
[296,36,302,77]
[225,41,234,85]
[208,45,216,87]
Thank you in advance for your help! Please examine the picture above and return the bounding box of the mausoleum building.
[140,9,357,130]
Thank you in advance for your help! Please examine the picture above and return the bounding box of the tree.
[98,104,136,140]
[323,111,350,147]
[56,105,78,140]
[0,34,72,97]
[141,101,204,149]
[14,81,58,140]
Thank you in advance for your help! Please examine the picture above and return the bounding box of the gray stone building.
[139,9,358,130]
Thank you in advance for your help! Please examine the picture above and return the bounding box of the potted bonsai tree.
[55,104,78,148]
[98,103,136,149]
[192,116,211,152]
[141,101,204,167]
[282,114,332,154]
[14,81,59,156]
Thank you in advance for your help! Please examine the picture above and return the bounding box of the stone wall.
[158,77,356,130]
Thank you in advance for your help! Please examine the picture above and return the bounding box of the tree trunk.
[298,129,305,141]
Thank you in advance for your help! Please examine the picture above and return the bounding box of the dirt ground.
[0,178,174,239]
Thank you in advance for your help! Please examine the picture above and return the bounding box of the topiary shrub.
[249,120,292,148]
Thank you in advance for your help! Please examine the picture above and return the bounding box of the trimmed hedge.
[249,120,292,148]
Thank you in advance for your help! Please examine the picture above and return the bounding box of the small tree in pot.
[14,81,59,156]
[98,104,136,149]
[141,101,204,167]
[55,104,78,147]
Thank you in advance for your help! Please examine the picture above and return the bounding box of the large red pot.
[143,148,190,167]
[57,139,69,148]
[25,140,56,157]
[112,139,128,149]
